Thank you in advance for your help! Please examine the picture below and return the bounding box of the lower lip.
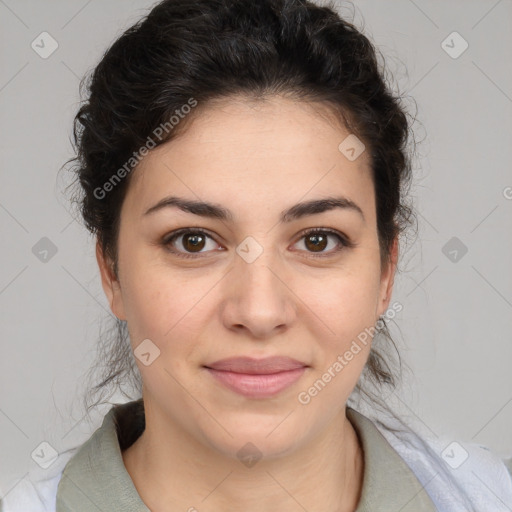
[205,367,307,398]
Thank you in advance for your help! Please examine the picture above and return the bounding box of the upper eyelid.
[163,228,221,246]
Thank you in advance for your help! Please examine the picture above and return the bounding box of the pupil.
[184,234,204,251]
[307,234,327,252]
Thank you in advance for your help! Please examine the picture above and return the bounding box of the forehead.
[123,95,375,223]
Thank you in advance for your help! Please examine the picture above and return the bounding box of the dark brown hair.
[64,0,419,417]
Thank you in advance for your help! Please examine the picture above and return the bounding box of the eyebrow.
[143,195,365,223]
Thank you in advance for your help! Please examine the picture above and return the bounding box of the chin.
[198,416,308,463]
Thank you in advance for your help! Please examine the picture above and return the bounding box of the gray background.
[1,0,511,494]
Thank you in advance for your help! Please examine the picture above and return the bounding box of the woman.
[2,0,511,510]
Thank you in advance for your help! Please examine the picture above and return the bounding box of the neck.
[122,402,364,512]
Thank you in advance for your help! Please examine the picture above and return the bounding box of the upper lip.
[205,356,308,374]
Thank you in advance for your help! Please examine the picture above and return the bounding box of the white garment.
[377,422,512,511]
[1,452,73,512]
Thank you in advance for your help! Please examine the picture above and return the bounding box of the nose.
[220,248,297,339]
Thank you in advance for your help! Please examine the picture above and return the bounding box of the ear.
[377,235,399,317]
[96,239,126,320]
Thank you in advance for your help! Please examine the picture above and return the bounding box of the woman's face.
[98,95,397,459]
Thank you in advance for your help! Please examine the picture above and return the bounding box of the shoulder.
[0,448,76,512]
[372,413,512,510]
[1,402,136,512]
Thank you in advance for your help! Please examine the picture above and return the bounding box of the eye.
[162,229,222,259]
[292,228,353,257]
[162,227,354,259]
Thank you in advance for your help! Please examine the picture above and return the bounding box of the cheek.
[120,259,214,354]
[295,269,380,407]
[302,262,382,342]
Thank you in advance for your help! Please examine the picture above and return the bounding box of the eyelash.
[161,227,354,260]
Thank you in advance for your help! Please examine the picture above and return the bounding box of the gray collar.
[56,400,436,511]
[346,407,436,511]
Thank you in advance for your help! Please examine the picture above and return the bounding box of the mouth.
[203,356,309,398]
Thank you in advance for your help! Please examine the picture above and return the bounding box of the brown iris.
[182,233,206,252]
[304,232,328,252]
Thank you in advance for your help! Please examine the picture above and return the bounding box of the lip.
[204,356,308,399]
[205,356,308,374]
